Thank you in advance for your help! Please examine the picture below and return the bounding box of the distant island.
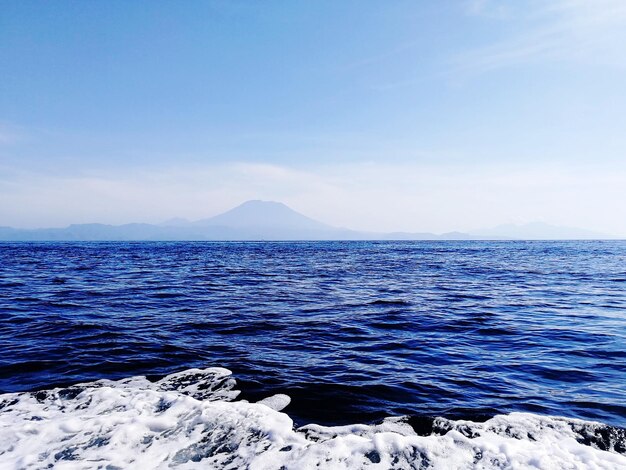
[0,200,614,241]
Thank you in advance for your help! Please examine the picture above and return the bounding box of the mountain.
[193,200,333,231]
[0,202,615,241]
[187,200,351,239]
[470,222,612,240]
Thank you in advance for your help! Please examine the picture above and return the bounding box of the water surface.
[1,241,625,427]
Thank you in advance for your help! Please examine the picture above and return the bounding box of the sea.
[1,240,625,468]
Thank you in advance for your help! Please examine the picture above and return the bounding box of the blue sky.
[1,0,626,234]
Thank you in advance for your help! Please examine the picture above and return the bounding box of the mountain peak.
[237,199,288,209]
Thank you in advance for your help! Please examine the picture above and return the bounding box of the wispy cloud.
[357,0,626,91]
[457,0,626,74]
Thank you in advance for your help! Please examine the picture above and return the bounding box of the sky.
[1,0,626,235]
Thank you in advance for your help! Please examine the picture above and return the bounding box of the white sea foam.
[1,368,624,469]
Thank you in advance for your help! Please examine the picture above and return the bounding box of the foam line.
[1,368,624,469]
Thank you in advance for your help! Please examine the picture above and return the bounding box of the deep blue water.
[1,241,625,428]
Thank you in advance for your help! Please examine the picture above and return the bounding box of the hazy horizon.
[2,1,626,236]
[0,199,616,240]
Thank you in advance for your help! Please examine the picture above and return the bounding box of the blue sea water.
[0,240,625,432]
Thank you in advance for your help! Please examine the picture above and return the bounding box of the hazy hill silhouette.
[193,200,333,231]
[0,200,613,240]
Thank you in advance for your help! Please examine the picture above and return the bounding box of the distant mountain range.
[471,222,608,240]
[0,200,617,241]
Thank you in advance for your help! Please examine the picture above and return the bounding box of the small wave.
[151,292,185,299]
[0,281,25,288]
[367,299,412,306]
[1,368,624,469]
